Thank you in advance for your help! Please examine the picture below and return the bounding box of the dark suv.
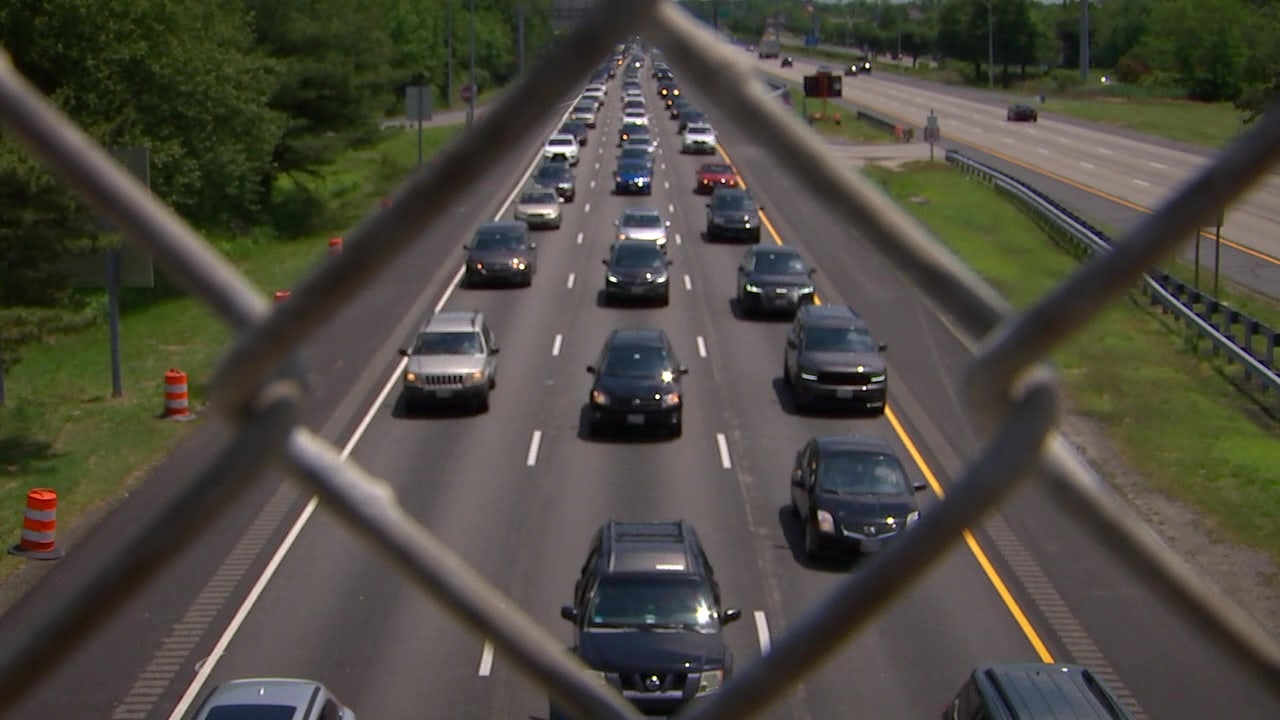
[586,329,687,437]
[783,304,888,413]
[558,521,742,717]
[705,188,762,243]
[944,664,1138,720]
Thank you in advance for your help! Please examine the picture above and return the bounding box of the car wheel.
[476,390,490,413]
[670,419,683,438]
[752,231,762,244]
[803,519,821,560]
[660,291,670,307]
[783,359,793,386]
[791,497,801,519]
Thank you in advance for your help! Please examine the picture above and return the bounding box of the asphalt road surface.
[6,66,1279,720]
[756,50,1280,302]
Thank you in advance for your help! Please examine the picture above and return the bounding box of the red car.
[695,162,738,194]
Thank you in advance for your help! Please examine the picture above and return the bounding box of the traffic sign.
[460,83,475,102]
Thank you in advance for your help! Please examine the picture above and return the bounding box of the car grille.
[619,395,662,409]
[419,374,466,386]
[816,371,874,385]
[620,672,687,693]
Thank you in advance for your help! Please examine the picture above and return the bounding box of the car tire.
[476,390,490,414]
[803,519,821,560]
[791,498,801,519]
[783,359,793,386]
[752,231,762,244]
[670,419,683,438]
[660,291,670,307]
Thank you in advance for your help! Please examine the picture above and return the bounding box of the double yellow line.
[715,143,1056,662]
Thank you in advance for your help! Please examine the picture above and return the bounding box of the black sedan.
[781,56,794,68]
[586,328,687,437]
[1007,103,1038,122]
[789,435,927,561]
[603,240,672,306]
[736,245,816,317]
[533,161,576,202]
[559,120,590,146]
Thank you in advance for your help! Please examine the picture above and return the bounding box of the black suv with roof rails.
[944,664,1138,720]
[783,304,888,414]
[557,520,742,718]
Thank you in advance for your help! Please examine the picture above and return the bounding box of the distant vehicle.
[398,309,499,414]
[514,187,563,230]
[695,162,737,194]
[669,96,693,119]
[602,240,672,306]
[569,101,598,128]
[616,146,655,168]
[533,161,576,202]
[678,111,708,133]
[789,435,925,560]
[543,133,580,165]
[462,221,537,288]
[559,120,589,145]
[618,121,646,145]
[844,63,860,77]
[622,107,650,126]
[943,664,1139,720]
[585,330,687,436]
[615,207,671,248]
[681,122,718,154]
[735,245,816,317]
[191,678,357,720]
[854,56,873,73]
[614,160,653,195]
[758,37,780,59]
[781,56,794,68]
[1007,103,1038,122]
[705,187,762,243]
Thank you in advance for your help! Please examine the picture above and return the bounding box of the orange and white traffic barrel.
[273,290,291,303]
[8,488,64,560]
[163,368,191,419]
[328,236,343,255]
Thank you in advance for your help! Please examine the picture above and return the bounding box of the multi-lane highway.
[6,57,1280,720]
[757,51,1280,301]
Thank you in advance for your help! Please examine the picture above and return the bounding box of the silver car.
[399,310,499,414]
[191,678,356,720]
[570,101,598,127]
[514,186,563,230]
[615,207,671,249]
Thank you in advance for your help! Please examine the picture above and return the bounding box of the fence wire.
[1,1,1279,718]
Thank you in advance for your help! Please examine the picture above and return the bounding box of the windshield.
[817,451,909,495]
[587,576,719,630]
[617,163,648,175]
[713,195,755,212]
[700,164,732,175]
[536,166,567,182]
[687,126,713,135]
[472,231,526,252]
[620,149,649,161]
[413,331,482,355]
[803,326,878,353]
[612,245,664,269]
[752,253,806,275]
[548,137,574,146]
[520,191,557,204]
[601,344,671,378]
[205,706,297,720]
[622,214,662,228]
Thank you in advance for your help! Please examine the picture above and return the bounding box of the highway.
[755,51,1280,301]
[5,62,1280,720]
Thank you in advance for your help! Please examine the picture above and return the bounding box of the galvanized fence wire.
[0,0,1278,716]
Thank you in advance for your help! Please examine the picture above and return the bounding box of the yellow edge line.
[718,140,1057,663]
[760,71,1279,268]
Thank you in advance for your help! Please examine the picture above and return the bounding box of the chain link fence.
[1,1,1278,718]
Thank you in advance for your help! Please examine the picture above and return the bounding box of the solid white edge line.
[166,103,567,720]
[1080,161,1095,169]
[696,336,707,358]
[478,640,496,676]
[683,274,692,291]
[1097,147,1113,155]
[552,334,563,357]
[567,272,575,289]
[1149,161,1168,169]
[716,433,732,469]
[754,610,771,655]
[1133,178,1151,187]
[526,430,543,467]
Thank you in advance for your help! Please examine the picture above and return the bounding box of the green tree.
[1148,0,1247,101]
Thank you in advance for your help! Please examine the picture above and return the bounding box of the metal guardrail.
[0,1,1279,718]
[946,149,1280,395]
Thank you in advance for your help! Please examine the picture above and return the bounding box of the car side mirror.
[678,366,689,376]
[665,220,671,227]
[878,342,889,352]
[723,608,743,624]
[529,242,537,250]
[602,259,609,265]
[666,259,674,267]
[705,203,711,208]
[398,348,410,357]
[791,468,805,487]
[913,479,929,492]
[758,205,765,212]
[808,268,817,276]
[786,338,797,349]
[490,347,500,355]
[586,365,597,374]
[560,605,578,622]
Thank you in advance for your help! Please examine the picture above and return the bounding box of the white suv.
[681,122,717,154]
[543,133,580,165]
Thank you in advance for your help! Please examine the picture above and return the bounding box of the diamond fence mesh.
[0,1,1278,718]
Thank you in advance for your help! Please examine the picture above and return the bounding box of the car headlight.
[606,273,619,283]
[746,217,759,227]
[659,391,680,407]
[744,283,762,294]
[614,175,623,182]
[816,509,836,534]
[591,389,609,405]
[468,370,484,382]
[868,372,887,382]
[799,371,818,381]
[654,273,669,284]
[512,259,526,270]
[797,285,815,295]
[697,669,724,695]
[906,510,921,527]
[472,261,484,270]
[404,372,418,383]
[617,233,627,240]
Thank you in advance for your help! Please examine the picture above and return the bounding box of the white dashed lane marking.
[575,231,583,245]
[1149,160,1168,169]
[667,203,675,214]
[526,431,543,467]
[566,273,575,289]
[1080,161,1095,169]
[683,275,692,291]
[1133,178,1151,187]
[715,433,732,469]
[696,336,707,358]
[478,641,495,676]
[675,233,682,246]
[551,334,563,356]
[754,611,771,654]
[584,202,591,214]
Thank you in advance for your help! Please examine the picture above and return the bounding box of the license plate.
[861,538,881,552]
[435,389,454,398]
[629,286,647,294]
[626,414,645,425]
[836,388,854,399]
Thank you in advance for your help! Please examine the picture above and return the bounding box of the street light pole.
[1080,0,1090,82]
[467,0,476,128]
[987,0,994,88]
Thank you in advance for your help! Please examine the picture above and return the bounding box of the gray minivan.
[944,664,1137,720]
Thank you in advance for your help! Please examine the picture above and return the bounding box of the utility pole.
[467,0,476,128]
[1080,0,1090,82]
[447,1,454,109]
[987,1,994,88]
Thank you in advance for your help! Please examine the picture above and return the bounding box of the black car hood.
[595,374,677,401]
[814,492,917,528]
[797,350,884,372]
[744,271,810,287]
[609,265,665,282]
[468,248,527,266]
[713,211,756,224]
[578,628,725,672]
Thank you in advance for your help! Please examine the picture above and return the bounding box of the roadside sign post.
[405,84,432,167]
[1212,209,1225,297]
[103,146,151,399]
[924,109,941,161]
[461,83,476,128]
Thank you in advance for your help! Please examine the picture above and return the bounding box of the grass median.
[783,86,897,144]
[0,124,461,586]
[861,161,1280,563]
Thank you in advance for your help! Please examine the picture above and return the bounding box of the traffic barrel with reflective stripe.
[8,488,64,560]
[273,290,291,303]
[328,236,343,255]
[164,368,190,419]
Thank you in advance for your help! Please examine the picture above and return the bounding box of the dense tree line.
[0,0,552,374]
[689,0,1279,113]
